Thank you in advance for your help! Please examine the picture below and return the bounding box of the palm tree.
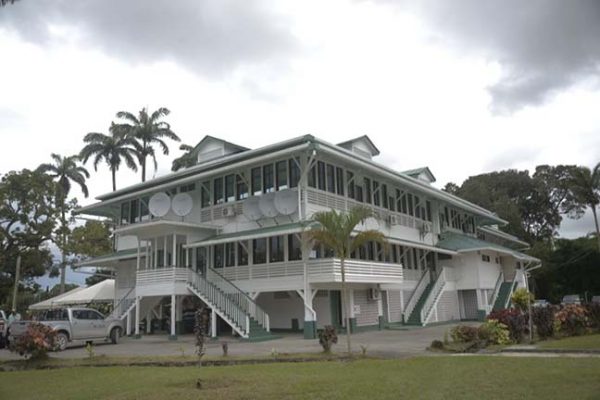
[37,154,90,293]
[171,143,196,172]
[80,123,139,191]
[115,107,180,182]
[570,163,600,252]
[309,207,386,355]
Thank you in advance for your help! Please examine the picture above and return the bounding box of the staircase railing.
[420,267,447,325]
[403,269,430,322]
[487,271,504,313]
[110,287,135,320]
[206,267,270,332]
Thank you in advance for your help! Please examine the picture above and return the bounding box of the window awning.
[436,232,540,262]
[184,222,317,249]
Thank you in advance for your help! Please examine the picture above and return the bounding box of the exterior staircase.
[187,267,273,340]
[110,287,136,320]
[493,281,516,311]
[405,283,433,325]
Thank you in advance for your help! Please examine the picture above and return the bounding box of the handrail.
[110,287,135,319]
[403,269,430,322]
[420,268,447,325]
[488,271,504,311]
[206,267,270,332]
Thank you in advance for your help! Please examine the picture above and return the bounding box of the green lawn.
[1,357,600,400]
[538,334,600,350]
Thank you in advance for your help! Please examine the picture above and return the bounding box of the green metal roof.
[184,222,317,248]
[401,167,436,183]
[436,232,539,263]
[75,248,145,267]
[477,226,530,249]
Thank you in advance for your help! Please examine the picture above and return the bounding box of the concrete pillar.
[377,290,385,330]
[169,294,177,340]
[134,297,141,338]
[126,311,132,336]
[146,311,152,334]
[211,309,217,338]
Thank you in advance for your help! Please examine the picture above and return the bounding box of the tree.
[37,154,89,293]
[309,207,386,355]
[171,143,196,172]
[570,163,600,252]
[66,221,113,286]
[115,107,180,182]
[0,170,58,308]
[80,123,139,191]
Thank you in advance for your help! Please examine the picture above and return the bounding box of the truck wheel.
[55,332,68,351]
[110,327,121,345]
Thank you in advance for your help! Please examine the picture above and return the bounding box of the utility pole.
[11,255,21,311]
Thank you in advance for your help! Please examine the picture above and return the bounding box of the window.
[140,197,150,221]
[236,175,248,200]
[308,164,317,188]
[195,247,207,273]
[317,161,326,191]
[326,164,335,193]
[364,178,372,204]
[426,201,432,222]
[414,196,421,219]
[270,236,284,262]
[288,234,302,261]
[347,171,355,199]
[388,195,395,211]
[213,244,224,268]
[201,181,211,208]
[251,167,262,195]
[481,254,491,263]
[263,164,274,193]
[373,181,380,206]
[382,184,388,209]
[276,160,288,190]
[225,174,235,202]
[289,158,300,188]
[407,193,414,216]
[180,184,195,193]
[253,238,267,264]
[336,167,344,196]
[213,177,224,205]
[355,184,364,202]
[121,202,130,225]
[225,242,235,267]
[237,242,248,266]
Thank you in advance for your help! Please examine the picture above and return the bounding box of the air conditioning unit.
[388,215,400,225]
[368,288,381,301]
[221,206,236,218]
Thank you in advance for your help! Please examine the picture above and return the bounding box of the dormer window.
[337,135,380,160]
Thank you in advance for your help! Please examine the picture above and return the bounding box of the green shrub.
[318,325,338,353]
[555,304,588,336]
[9,322,57,360]
[478,319,511,345]
[511,288,534,312]
[488,309,527,343]
[430,340,444,350]
[450,325,479,343]
[585,303,600,332]
[532,306,555,339]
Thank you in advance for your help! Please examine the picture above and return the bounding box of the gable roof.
[436,232,539,263]
[191,135,250,154]
[337,135,380,156]
[401,167,436,183]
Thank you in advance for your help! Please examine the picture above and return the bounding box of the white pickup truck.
[9,307,123,351]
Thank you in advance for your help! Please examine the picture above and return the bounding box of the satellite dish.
[172,193,193,216]
[243,196,263,221]
[149,192,171,217]
[363,217,380,230]
[274,190,298,215]
[259,192,279,218]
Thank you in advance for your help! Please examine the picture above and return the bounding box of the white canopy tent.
[29,280,115,310]
[29,286,86,310]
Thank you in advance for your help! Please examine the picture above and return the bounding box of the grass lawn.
[538,334,600,350]
[1,357,600,400]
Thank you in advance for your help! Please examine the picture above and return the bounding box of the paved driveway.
[0,323,464,361]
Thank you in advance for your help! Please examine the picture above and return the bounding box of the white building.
[76,135,540,340]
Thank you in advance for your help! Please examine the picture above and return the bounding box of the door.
[329,291,343,329]
[71,310,107,339]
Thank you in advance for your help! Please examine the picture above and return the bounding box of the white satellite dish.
[149,192,171,217]
[172,193,193,217]
[259,192,279,218]
[363,217,380,230]
[274,189,298,215]
[243,196,263,221]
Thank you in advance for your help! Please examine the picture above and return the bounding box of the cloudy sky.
[1,1,599,285]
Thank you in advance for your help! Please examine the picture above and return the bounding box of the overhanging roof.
[436,232,539,263]
[75,248,145,267]
[184,222,316,248]
[478,225,530,249]
[386,237,457,256]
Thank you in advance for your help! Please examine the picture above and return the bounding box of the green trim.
[303,320,317,339]
[378,316,385,330]
[351,323,381,333]
[436,232,539,262]
[349,318,357,333]
[270,328,302,333]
